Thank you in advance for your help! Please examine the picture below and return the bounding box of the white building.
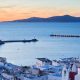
[1,73,14,80]
[52,60,60,66]
[0,62,5,67]
[48,63,78,80]
[75,68,80,80]
[0,57,6,63]
[62,65,69,80]
[31,68,40,75]
[36,58,52,67]
[48,74,61,80]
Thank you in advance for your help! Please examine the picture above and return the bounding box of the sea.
[0,22,80,66]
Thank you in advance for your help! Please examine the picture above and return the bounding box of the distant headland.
[3,15,80,22]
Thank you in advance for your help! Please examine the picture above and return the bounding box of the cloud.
[0,5,16,9]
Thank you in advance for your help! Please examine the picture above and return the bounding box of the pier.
[50,34,80,38]
[0,39,38,45]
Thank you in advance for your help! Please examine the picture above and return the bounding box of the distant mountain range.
[5,15,80,22]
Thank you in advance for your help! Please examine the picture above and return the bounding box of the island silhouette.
[5,15,80,22]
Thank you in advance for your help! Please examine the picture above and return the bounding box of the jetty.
[0,39,38,45]
[50,34,80,38]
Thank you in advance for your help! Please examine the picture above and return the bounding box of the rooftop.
[36,58,52,63]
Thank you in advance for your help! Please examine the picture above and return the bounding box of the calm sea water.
[0,22,80,66]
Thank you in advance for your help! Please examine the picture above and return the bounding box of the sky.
[0,0,80,21]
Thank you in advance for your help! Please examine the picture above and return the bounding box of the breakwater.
[0,39,38,45]
[50,34,80,38]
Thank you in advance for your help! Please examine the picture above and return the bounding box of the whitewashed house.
[52,60,60,66]
[31,67,40,76]
[62,65,69,80]
[0,57,6,67]
[28,75,48,80]
[48,63,78,80]
[0,62,5,67]
[48,65,62,80]
[62,63,78,80]
[48,73,61,80]
[75,68,80,80]
[36,58,52,67]
[1,73,14,80]
[0,57,6,63]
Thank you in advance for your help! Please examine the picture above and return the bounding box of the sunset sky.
[0,0,80,21]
